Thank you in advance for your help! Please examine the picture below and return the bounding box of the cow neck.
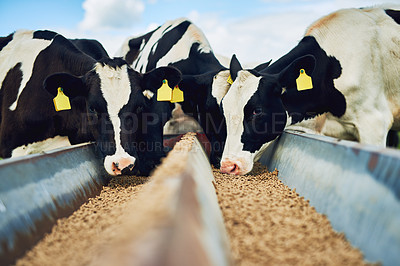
[264,36,333,124]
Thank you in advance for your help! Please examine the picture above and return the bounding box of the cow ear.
[253,60,272,72]
[141,66,182,93]
[44,73,88,98]
[229,54,243,82]
[278,55,316,87]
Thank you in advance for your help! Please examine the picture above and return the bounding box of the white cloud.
[189,10,314,66]
[186,1,400,66]
[79,0,145,31]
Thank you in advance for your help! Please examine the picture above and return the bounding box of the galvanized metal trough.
[259,130,400,266]
[0,143,108,265]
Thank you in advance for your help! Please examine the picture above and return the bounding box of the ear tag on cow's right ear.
[53,87,71,112]
[157,79,172,101]
[296,69,313,91]
[227,75,233,85]
[171,85,184,103]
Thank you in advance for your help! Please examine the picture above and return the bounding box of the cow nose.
[111,158,135,175]
[106,156,136,176]
[111,162,122,175]
[220,160,241,175]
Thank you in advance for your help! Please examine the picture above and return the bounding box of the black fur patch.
[385,9,400,25]
[0,33,13,52]
[33,30,57,40]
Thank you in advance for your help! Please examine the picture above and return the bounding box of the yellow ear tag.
[227,75,233,85]
[296,69,313,91]
[157,79,172,101]
[53,87,71,111]
[171,85,184,103]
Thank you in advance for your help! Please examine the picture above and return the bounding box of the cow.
[0,29,181,176]
[220,6,400,175]
[115,18,250,166]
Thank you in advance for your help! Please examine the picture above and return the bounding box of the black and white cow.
[0,29,181,176]
[220,6,400,175]
[116,18,244,166]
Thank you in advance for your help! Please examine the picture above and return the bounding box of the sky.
[0,0,397,66]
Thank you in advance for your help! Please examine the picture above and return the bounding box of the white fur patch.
[0,30,52,111]
[11,136,71,157]
[143,89,154,100]
[211,70,231,106]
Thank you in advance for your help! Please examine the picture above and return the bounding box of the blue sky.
[0,0,396,65]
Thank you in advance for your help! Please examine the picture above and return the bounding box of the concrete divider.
[259,130,400,266]
[0,143,108,265]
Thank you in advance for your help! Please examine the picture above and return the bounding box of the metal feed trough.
[259,130,400,266]
[0,131,399,265]
[0,143,109,265]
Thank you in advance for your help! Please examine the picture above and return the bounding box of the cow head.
[176,55,244,166]
[44,58,181,176]
[220,54,346,175]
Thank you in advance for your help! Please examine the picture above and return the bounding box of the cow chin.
[104,154,136,176]
[220,153,254,175]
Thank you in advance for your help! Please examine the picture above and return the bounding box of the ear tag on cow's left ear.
[296,69,313,91]
[53,87,71,111]
[227,75,233,85]
[171,85,184,103]
[157,79,172,101]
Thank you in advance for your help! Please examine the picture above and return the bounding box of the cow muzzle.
[104,155,136,176]
[220,156,253,175]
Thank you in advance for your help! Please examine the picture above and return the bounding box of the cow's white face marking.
[95,63,136,175]
[220,70,261,175]
[0,30,52,111]
[211,70,231,106]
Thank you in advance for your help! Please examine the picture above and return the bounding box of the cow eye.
[88,106,100,117]
[253,107,263,116]
[88,106,97,114]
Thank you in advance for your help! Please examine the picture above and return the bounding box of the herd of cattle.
[0,6,399,176]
